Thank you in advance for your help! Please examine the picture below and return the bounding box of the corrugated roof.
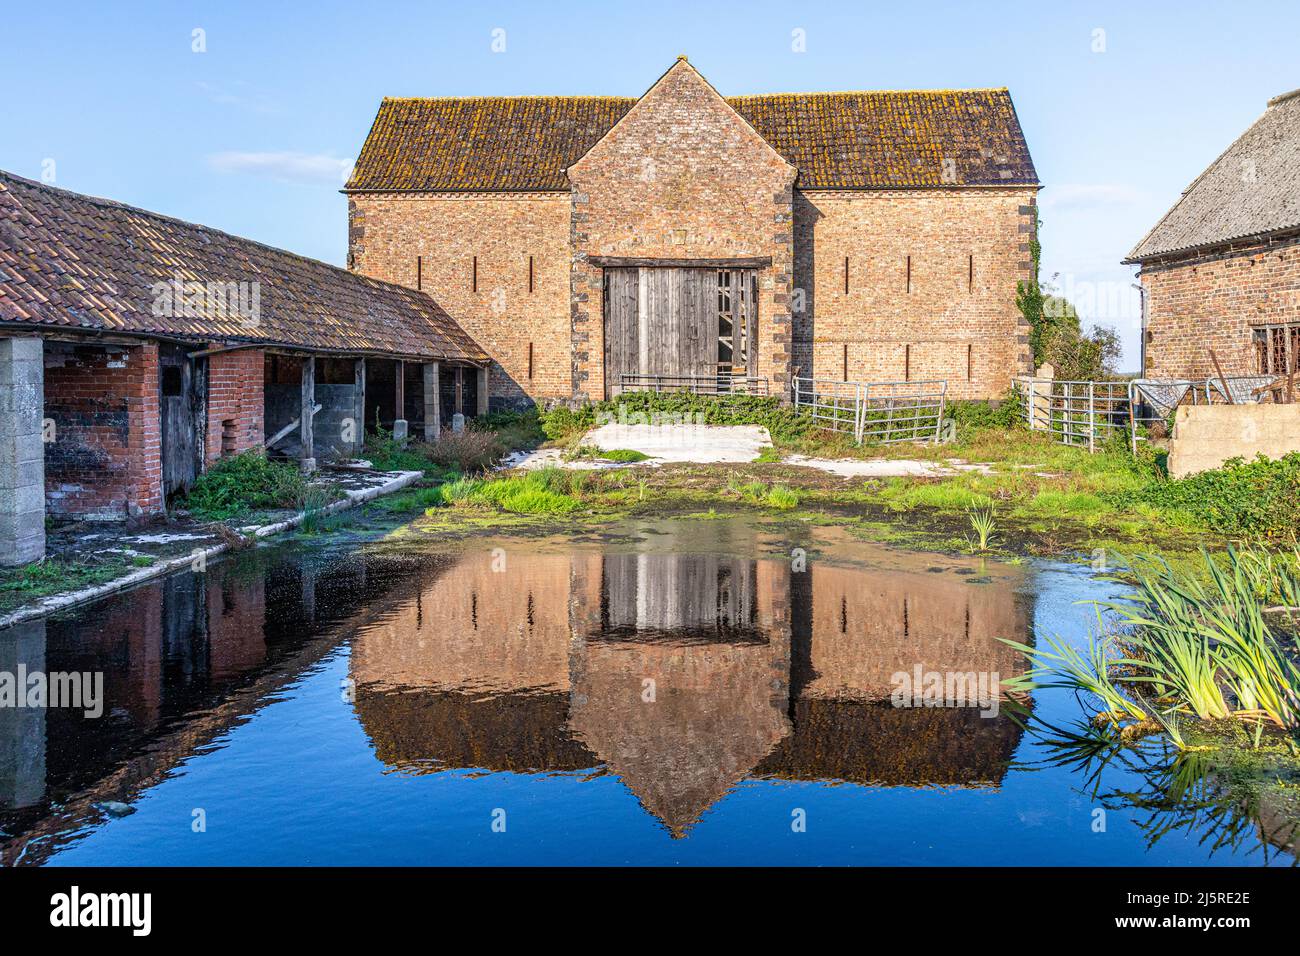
[346,88,1037,192]
[0,170,486,362]
[1127,90,1300,262]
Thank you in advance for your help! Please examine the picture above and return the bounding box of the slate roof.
[1127,89,1300,263]
[346,89,1037,192]
[0,170,486,362]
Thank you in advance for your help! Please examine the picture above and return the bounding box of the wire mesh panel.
[792,377,947,445]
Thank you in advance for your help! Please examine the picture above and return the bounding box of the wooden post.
[423,362,440,442]
[353,358,366,455]
[393,360,408,442]
[1209,349,1235,404]
[300,356,316,473]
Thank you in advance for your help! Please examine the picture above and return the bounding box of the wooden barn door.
[603,268,639,398]
[159,344,204,500]
[603,266,724,398]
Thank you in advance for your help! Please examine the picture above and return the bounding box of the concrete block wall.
[0,338,46,564]
[1167,404,1300,478]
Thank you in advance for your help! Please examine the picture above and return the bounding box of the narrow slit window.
[842,343,849,382]
[906,256,912,294]
[416,255,423,291]
[472,256,478,293]
[967,344,973,381]
[904,344,911,382]
[528,342,534,380]
[528,255,534,293]
[968,255,974,293]
[843,256,849,294]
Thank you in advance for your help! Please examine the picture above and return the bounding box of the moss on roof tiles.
[346,88,1037,191]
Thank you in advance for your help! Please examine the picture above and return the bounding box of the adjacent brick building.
[1126,88,1300,382]
[346,58,1039,407]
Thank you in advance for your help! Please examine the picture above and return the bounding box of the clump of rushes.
[965,504,997,552]
[1004,547,1300,747]
[724,474,799,509]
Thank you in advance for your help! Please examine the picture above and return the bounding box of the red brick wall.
[794,189,1036,399]
[348,192,570,407]
[44,341,163,519]
[205,348,265,466]
[568,60,797,400]
[1139,236,1300,379]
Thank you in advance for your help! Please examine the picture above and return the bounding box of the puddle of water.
[0,516,1291,865]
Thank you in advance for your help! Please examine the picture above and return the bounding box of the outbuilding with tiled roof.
[0,171,489,564]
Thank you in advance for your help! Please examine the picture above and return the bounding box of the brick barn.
[1126,88,1300,382]
[345,57,1039,407]
[0,170,487,565]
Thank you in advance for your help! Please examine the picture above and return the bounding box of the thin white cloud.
[207,151,355,186]
[1039,183,1146,211]
[195,80,280,115]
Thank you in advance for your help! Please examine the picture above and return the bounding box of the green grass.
[0,557,137,611]
[596,448,651,462]
[440,468,584,515]
[567,445,651,463]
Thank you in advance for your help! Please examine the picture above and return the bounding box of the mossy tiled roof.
[0,170,486,362]
[347,89,1037,191]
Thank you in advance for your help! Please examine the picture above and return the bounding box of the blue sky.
[4,0,1297,369]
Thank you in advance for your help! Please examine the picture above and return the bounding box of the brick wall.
[348,192,570,408]
[1139,236,1300,379]
[794,188,1036,399]
[205,348,264,466]
[44,341,163,519]
[568,59,797,400]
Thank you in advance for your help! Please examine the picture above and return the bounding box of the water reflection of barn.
[351,531,1032,836]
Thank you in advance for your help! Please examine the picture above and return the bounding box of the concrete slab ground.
[781,455,994,478]
[501,424,997,478]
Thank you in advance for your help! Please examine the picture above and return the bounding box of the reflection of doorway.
[603,267,757,398]
[598,552,762,642]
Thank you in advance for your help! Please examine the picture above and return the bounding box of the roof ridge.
[729,87,1011,97]
[382,94,636,103]
[378,88,1011,103]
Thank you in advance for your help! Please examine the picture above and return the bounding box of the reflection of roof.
[754,698,1021,788]
[569,638,791,838]
[356,688,596,774]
